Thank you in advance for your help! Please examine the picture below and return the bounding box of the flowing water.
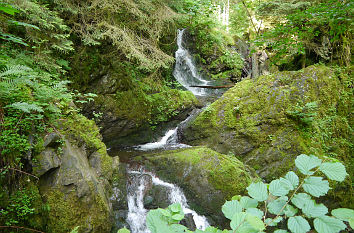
[121,29,215,232]
[173,29,211,96]
[126,168,210,233]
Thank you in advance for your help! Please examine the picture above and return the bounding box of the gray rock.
[43,133,61,148]
[33,148,61,177]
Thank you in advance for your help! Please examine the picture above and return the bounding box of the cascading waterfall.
[135,113,196,151]
[126,168,210,233]
[173,29,210,96]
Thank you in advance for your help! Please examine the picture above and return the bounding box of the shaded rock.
[135,147,258,228]
[180,213,196,231]
[37,114,119,233]
[43,132,61,148]
[33,148,61,177]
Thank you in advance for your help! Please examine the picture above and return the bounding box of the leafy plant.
[123,154,352,233]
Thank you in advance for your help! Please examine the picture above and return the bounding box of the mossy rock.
[181,65,353,208]
[135,146,258,227]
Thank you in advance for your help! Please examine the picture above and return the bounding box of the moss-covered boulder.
[135,147,258,227]
[35,114,119,233]
[181,65,353,207]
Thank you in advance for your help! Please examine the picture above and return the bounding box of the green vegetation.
[121,154,353,233]
[0,0,352,232]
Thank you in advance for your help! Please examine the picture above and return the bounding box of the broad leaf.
[284,204,298,217]
[117,227,130,233]
[291,193,312,209]
[170,203,182,213]
[246,208,264,219]
[222,200,242,220]
[284,171,299,189]
[319,162,348,182]
[269,179,291,196]
[287,216,310,233]
[246,182,268,202]
[265,216,283,226]
[117,228,130,233]
[146,209,174,233]
[172,214,184,221]
[302,199,328,218]
[332,208,354,228]
[274,230,288,233]
[331,208,354,221]
[295,154,322,175]
[314,216,346,233]
[230,213,265,233]
[268,196,288,215]
[240,196,258,209]
[303,177,330,197]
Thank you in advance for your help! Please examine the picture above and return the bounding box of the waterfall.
[126,168,210,233]
[135,113,197,151]
[173,29,210,96]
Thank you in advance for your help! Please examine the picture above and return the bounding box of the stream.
[115,29,224,233]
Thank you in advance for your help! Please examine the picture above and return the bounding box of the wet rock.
[43,132,61,148]
[180,213,196,231]
[136,147,258,228]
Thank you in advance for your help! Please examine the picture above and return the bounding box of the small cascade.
[135,113,197,151]
[126,168,210,233]
[173,29,211,96]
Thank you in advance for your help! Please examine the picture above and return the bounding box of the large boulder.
[135,147,258,227]
[34,114,119,233]
[180,65,353,207]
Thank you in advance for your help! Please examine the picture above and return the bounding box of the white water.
[135,113,196,151]
[126,168,210,233]
[173,29,210,96]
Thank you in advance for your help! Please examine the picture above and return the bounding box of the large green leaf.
[302,199,328,218]
[303,177,330,197]
[268,196,288,215]
[284,171,299,189]
[269,179,291,196]
[274,230,288,233]
[331,208,354,221]
[284,204,298,217]
[246,182,268,202]
[146,209,174,233]
[287,216,310,233]
[319,162,348,182]
[246,208,264,219]
[117,228,130,233]
[295,154,322,175]
[222,200,242,220]
[230,212,265,233]
[240,196,258,209]
[332,208,354,228]
[314,216,346,233]
[291,193,312,209]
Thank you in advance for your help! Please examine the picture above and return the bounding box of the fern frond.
[6,102,43,113]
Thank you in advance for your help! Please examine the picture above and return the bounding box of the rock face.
[180,65,353,207]
[136,147,258,227]
[33,114,119,233]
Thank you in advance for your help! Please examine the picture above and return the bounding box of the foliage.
[128,154,352,233]
[256,0,353,67]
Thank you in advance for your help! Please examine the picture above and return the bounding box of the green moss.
[143,147,257,199]
[184,65,353,207]
[60,113,115,180]
[95,88,197,127]
[45,189,110,233]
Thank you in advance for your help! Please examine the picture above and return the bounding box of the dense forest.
[0,0,352,233]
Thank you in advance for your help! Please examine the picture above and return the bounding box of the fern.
[6,102,43,113]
